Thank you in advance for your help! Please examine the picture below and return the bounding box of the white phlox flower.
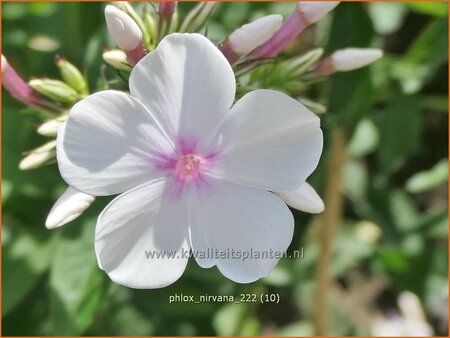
[56,33,323,288]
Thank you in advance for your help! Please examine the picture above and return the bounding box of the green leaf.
[326,3,376,134]
[331,229,375,277]
[49,220,106,335]
[264,265,293,287]
[392,18,448,94]
[109,305,154,335]
[213,303,248,336]
[407,2,448,17]
[343,160,368,201]
[419,208,448,238]
[2,224,54,315]
[239,317,260,336]
[377,91,422,175]
[420,95,449,113]
[347,118,380,157]
[389,190,419,232]
[378,248,409,273]
[406,159,448,193]
[277,321,314,336]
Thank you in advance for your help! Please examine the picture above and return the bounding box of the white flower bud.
[105,5,142,51]
[46,187,95,229]
[37,115,67,136]
[297,1,339,24]
[19,140,56,170]
[1,54,8,73]
[276,182,324,214]
[228,15,283,55]
[103,49,132,71]
[331,48,383,71]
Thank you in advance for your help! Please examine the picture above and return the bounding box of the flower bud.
[179,2,217,33]
[19,140,56,170]
[103,50,132,71]
[29,79,79,104]
[105,5,142,51]
[114,2,151,48]
[330,48,383,71]
[105,5,147,65]
[159,1,177,21]
[276,182,324,214]
[55,56,88,95]
[249,2,339,60]
[37,114,67,137]
[229,15,283,56]
[156,2,178,42]
[1,54,7,71]
[2,54,58,110]
[46,186,95,229]
[297,1,340,24]
[312,48,383,76]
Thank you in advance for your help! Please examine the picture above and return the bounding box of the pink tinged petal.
[188,180,294,283]
[129,33,236,151]
[95,178,190,289]
[57,90,174,196]
[208,89,323,192]
[276,182,324,214]
[45,187,95,229]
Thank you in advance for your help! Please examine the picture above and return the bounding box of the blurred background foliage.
[2,1,448,336]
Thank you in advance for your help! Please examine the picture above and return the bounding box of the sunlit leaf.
[347,118,380,157]
[408,2,448,17]
[406,159,448,193]
[49,220,106,335]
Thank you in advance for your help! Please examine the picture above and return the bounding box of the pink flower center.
[174,154,202,182]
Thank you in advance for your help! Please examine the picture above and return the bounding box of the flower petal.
[208,89,323,192]
[45,186,95,229]
[57,90,173,196]
[188,179,294,283]
[129,33,236,150]
[95,179,190,289]
[276,182,324,213]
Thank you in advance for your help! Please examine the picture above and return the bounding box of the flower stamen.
[175,154,202,181]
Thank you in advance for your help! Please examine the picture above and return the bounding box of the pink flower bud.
[105,5,146,65]
[159,1,177,20]
[221,15,282,63]
[248,2,339,60]
[2,54,57,110]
